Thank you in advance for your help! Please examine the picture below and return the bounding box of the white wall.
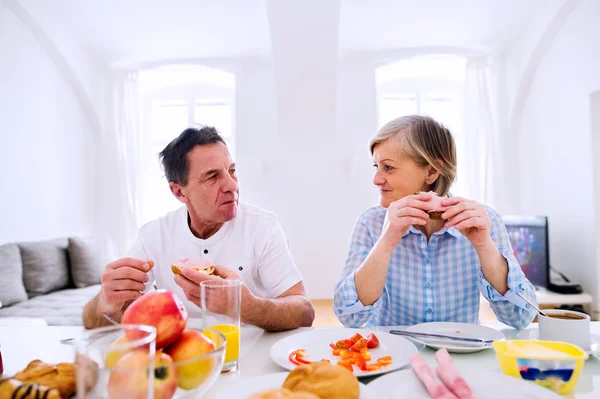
[502,0,600,314]
[592,91,600,318]
[228,56,379,299]
[0,2,102,244]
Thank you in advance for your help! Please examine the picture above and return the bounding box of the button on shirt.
[333,205,537,329]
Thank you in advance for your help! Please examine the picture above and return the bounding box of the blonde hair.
[370,115,457,196]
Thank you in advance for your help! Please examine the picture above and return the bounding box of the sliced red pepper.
[377,355,393,366]
[335,339,353,349]
[332,349,342,356]
[329,343,337,350]
[349,333,364,345]
[289,351,302,365]
[289,349,312,365]
[366,363,381,371]
[337,359,353,372]
[360,349,371,361]
[353,353,367,371]
[350,338,368,352]
[366,333,380,348]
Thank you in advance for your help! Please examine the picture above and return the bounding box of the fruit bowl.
[76,325,226,399]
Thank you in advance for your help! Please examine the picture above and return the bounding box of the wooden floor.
[311,298,498,327]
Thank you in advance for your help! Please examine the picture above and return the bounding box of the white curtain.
[101,72,143,255]
[463,57,501,208]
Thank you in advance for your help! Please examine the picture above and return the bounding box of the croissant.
[0,377,61,399]
[13,360,75,399]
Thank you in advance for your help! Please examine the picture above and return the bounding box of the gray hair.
[369,115,456,196]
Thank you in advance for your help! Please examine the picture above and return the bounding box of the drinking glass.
[201,279,242,373]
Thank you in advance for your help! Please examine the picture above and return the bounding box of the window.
[138,66,235,224]
[376,56,467,196]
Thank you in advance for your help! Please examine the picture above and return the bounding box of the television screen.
[502,216,549,289]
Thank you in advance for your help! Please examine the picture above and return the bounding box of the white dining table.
[0,321,599,398]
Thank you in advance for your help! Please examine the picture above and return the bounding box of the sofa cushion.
[0,243,28,306]
[68,237,115,288]
[18,238,70,298]
[0,284,101,326]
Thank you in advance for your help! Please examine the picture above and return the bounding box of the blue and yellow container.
[493,340,588,395]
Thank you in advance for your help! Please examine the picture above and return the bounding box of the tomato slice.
[366,333,380,348]
[350,338,368,352]
[335,339,353,349]
[349,333,365,344]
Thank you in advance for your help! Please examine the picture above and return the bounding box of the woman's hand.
[380,192,434,248]
[441,197,491,248]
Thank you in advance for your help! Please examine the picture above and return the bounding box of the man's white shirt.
[129,202,303,316]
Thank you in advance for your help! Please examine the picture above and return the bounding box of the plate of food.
[404,322,505,353]
[215,362,377,399]
[270,328,417,378]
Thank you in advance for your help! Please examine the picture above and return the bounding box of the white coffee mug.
[538,309,591,351]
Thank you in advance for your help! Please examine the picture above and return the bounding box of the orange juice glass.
[201,279,242,372]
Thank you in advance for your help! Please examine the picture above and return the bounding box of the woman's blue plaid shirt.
[334,205,537,329]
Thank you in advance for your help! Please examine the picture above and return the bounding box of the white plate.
[214,372,377,399]
[368,369,562,399]
[516,328,600,356]
[405,322,505,353]
[270,328,418,377]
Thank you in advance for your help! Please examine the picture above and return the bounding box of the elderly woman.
[334,115,537,329]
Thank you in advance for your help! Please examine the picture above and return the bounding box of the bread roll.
[248,388,319,399]
[282,361,360,399]
[0,377,61,399]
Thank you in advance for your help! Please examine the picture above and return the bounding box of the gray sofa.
[0,237,114,325]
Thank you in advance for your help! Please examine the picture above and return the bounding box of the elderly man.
[83,127,314,331]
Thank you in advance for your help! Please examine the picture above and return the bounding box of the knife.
[389,330,494,344]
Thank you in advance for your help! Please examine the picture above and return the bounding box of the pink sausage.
[435,349,476,399]
[410,354,458,399]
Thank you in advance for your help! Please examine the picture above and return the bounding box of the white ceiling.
[338,0,552,53]
[37,0,272,65]
[26,0,554,67]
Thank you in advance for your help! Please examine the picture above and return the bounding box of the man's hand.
[175,262,251,315]
[174,260,230,307]
[99,258,153,314]
[442,197,492,249]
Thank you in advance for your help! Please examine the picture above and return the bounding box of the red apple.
[165,329,217,390]
[107,350,178,399]
[122,290,188,349]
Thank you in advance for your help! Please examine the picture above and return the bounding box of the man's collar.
[402,224,461,238]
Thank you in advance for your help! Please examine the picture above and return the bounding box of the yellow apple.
[104,335,130,369]
[165,329,217,390]
[107,350,178,399]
